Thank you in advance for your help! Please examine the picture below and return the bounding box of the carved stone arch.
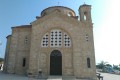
[50,50,62,56]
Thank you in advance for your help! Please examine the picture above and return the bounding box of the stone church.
[4,4,97,80]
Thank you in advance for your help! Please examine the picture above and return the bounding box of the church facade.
[4,4,97,80]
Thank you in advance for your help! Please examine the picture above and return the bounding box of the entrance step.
[76,79,90,80]
[62,76,76,80]
[47,76,93,80]
[47,76,62,80]
[76,79,96,80]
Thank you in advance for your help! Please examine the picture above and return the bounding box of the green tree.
[0,58,4,63]
[113,64,120,71]
[106,64,112,68]
[119,64,120,71]
[96,61,108,71]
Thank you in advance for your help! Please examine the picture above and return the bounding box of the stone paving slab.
[0,71,120,80]
[100,72,120,80]
[0,71,45,80]
[47,76,62,80]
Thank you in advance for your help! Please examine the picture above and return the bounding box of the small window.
[67,13,71,16]
[25,36,28,44]
[85,34,89,41]
[84,12,87,21]
[87,58,91,68]
[22,58,26,67]
[67,12,73,16]
[41,29,72,47]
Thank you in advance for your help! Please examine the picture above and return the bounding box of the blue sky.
[0,0,120,65]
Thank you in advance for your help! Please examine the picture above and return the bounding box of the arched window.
[41,33,49,47]
[67,12,73,17]
[67,13,71,16]
[25,36,28,45]
[85,34,89,41]
[22,58,26,67]
[87,57,91,68]
[50,30,62,47]
[41,29,71,47]
[84,12,87,21]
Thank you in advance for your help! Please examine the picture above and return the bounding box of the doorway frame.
[50,50,62,75]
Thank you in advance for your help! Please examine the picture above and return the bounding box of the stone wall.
[14,26,31,75]
[3,35,11,72]
[5,26,31,75]
[28,10,96,79]
[4,5,96,80]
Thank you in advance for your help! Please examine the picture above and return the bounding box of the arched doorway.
[50,50,62,75]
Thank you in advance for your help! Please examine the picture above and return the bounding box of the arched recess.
[54,9,61,12]
[67,12,74,16]
[84,12,88,21]
[50,50,62,75]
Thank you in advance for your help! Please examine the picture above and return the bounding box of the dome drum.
[41,6,76,17]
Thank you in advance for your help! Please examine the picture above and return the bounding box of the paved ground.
[0,71,46,80]
[0,72,28,80]
[100,72,120,80]
[0,71,120,80]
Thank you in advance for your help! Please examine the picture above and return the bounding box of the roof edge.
[6,35,12,38]
[11,25,32,29]
[41,6,75,16]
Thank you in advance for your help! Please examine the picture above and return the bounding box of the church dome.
[41,6,76,17]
